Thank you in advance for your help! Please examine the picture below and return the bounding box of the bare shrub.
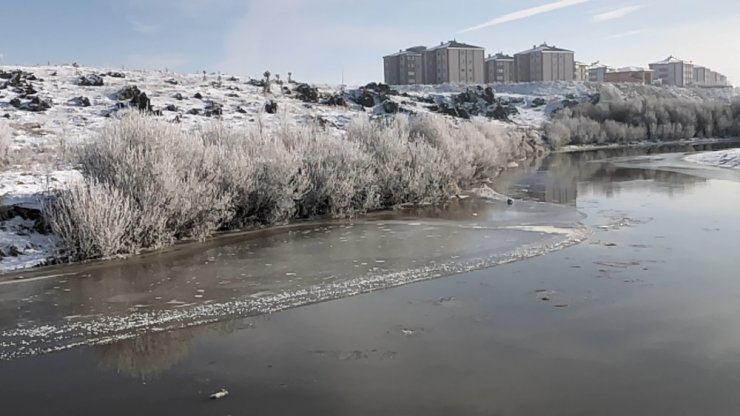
[75,112,233,248]
[44,179,136,260]
[47,111,542,261]
[0,121,11,167]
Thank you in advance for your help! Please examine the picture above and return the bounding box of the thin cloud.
[130,20,158,35]
[605,29,645,39]
[593,5,643,22]
[459,0,592,33]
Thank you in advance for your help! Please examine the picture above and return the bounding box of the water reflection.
[94,320,244,380]
[95,330,196,380]
[493,141,740,203]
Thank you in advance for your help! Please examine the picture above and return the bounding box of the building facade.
[485,53,515,83]
[694,66,729,86]
[383,48,424,85]
[649,56,694,87]
[574,61,589,81]
[514,43,574,82]
[588,62,611,82]
[426,41,485,84]
[604,67,653,84]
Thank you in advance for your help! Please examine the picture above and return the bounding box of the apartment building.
[485,53,515,83]
[588,62,612,82]
[514,43,574,82]
[383,47,424,85]
[649,56,694,87]
[425,41,485,84]
[604,67,653,84]
[694,66,729,86]
[574,61,589,81]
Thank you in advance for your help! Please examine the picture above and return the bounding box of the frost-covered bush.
[75,114,232,249]
[546,96,740,148]
[44,179,136,260]
[47,111,540,261]
[0,121,11,167]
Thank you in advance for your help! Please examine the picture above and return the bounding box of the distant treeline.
[545,94,740,148]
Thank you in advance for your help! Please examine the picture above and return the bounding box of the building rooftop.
[486,52,514,61]
[650,55,688,65]
[428,40,484,51]
[516,43,573,54]
[383,49,423,58]
[588,61,611,70]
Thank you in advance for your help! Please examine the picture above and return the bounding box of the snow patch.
[685,149,740,169]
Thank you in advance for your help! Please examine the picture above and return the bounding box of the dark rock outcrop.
[383,100,400,114]
[426,86,518,122]
[364,82,398,96]
[294,83,319,103]
[323,94,346,106]
[264,100,278,114]
[106,72,126,78]
[531,98,546,108]
[130,91,152,112]
[70,96,91,107]
[76,74,104,86]
[116,85,141,100]
[204,101,222,117]
[10,96,52,112]
[355,90,376,107]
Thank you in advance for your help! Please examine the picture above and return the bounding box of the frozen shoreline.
[685,148,740,169]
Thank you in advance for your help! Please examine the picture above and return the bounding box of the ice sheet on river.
[0,198,589,360]
[685,149,740,169]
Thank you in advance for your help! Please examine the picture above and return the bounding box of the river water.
[1,141,740,415]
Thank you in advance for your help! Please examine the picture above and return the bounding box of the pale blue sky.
[0,0,738,84]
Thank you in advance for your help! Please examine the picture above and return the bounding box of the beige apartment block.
[514,43,575,82]
[694,66,729,86]
[485,53,515,83]
[649,56,694,87]
[574,61,589,81]
[383,48,424,85]
[426,41,485,84]
[588,62,612,82]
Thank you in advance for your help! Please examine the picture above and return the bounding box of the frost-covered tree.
[263,71,271,93]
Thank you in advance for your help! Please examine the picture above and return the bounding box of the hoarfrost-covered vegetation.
[45,112,541,261]
[545,85,740,148]
[0,122,10,167]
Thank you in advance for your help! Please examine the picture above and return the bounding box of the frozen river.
[1,140,740,415]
